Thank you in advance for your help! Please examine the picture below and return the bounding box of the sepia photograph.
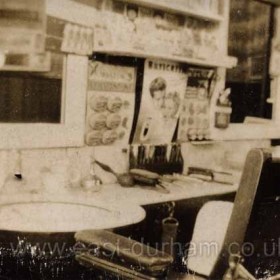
[0,0,280,279]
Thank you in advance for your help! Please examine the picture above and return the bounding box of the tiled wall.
[182,140,271,174]
[0,145,129,191]
[0,139,271,192]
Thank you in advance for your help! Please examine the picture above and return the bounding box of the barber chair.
[75,149,280,279]
[199,148,268,279]
[207,148,280,279]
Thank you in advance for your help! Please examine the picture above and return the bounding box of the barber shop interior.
[1,0,280,279]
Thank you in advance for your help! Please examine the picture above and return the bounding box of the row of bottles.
[129,143,184,174]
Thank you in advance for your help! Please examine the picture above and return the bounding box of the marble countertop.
[89,178,238,205]
[0,177,238,232]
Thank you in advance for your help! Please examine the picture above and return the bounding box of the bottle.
[82,163,102,192]
[129,145,137,169]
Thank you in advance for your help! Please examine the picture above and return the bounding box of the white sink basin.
[0,201,145,233]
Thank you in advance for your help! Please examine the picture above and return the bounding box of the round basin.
[0,199,146,279]
[0,201,145,233]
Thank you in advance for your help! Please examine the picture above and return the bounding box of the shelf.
[210,123,280,141]
[189,140,215,145]
[121,0,224,22]
[46,0,235,69]
[93,48,237,68]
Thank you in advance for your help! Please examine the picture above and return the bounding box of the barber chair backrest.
[210,148,271,279]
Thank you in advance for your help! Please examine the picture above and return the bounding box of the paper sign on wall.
[178,67,215,141]
[86,61,136,146]
[133,59,187,144]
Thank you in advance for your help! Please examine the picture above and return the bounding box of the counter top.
[0,178,237,232]
[90,179,238,205]
[0,178,238,207]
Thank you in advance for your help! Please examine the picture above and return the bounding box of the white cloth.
[187,201,234,277]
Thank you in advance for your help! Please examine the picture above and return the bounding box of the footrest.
[76,252,158,280]
[75,230,173,279]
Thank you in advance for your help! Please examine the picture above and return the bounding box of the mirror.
[0,53,63,124]
[226,0,273,124]
[0,54,88,149]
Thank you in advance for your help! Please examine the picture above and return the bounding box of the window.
[226,0,273,123]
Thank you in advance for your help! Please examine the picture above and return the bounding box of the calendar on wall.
[86,60,136,146]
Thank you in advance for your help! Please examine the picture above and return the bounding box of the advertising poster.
[86,60,136,146]
[178,67,215,141]
[133,59,187,144]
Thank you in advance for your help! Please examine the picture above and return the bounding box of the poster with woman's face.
[133,59,187,144]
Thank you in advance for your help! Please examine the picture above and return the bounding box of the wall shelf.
[210,123,280,141]
[93,48,237,69]
[121,0,224,22]
[47,0,236,69]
